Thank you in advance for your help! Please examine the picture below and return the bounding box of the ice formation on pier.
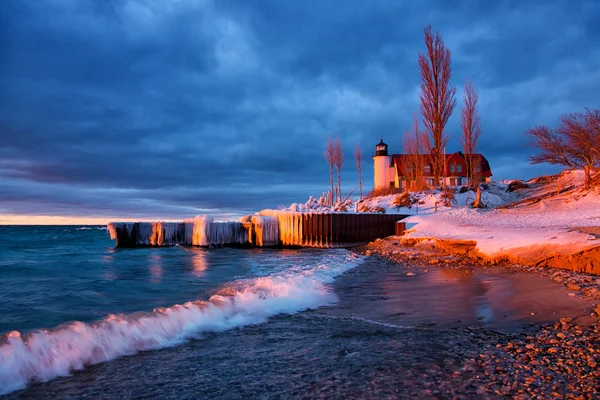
[250,216,280,246]
[108,212,403,248]
[107,222,181,246]
[184,215,214,246]
[109,216,249,247]
[259,210,306,247]
[207,222,248,246]
[107,222,131,241]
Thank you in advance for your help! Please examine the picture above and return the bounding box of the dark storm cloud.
[1,0,599,220]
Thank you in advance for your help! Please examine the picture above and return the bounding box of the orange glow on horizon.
[0,214,181,225]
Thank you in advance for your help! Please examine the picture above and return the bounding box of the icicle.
[161,222,179,245]
[107,222,135,242]
[251,216,279,246]
[107,223,119,240]
[182,215,214,246]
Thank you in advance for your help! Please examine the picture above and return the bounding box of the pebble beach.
[346,237,600,398]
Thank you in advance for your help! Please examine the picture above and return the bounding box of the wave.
[0,252,363,395]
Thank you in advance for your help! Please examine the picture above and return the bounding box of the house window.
[475,164,482,173]
[449,164,455,173]
[457,164,462,173]
[424,165,431,174]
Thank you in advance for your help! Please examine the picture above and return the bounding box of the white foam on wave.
[0,252,364,395]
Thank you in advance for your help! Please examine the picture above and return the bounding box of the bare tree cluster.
[526,108,600,187]
[401,114,426,191]
[418,25,456,185]
[460,78,482,187]
[324,135,344,204]
[334,137,344,201]
[325,136,336,205]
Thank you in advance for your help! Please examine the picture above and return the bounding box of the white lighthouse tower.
[373,139,392,190]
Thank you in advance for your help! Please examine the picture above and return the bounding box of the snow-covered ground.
[290,170,600,259]
[388,171,600,258]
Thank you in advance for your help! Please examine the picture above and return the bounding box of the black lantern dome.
[375,139,388,156]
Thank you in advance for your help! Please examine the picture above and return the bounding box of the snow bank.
[400,172,600,260]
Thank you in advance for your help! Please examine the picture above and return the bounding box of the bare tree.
[418,25,456,185]
[325,136,336,205]
[422,125,448,185]
[402,114,426,191]
[526,108,600,187]
[527,126,575,168]
[334,136,344,202]
[460,78,482,187]
[560,110,600,185]
[354,143,363,200]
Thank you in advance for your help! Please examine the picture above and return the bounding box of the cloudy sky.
[1,0,599,223]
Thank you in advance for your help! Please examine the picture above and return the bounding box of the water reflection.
[373,267,505,327]
[101,253,117,281]
[437,268,495,323]
[148,254,163,284]
[183,248,209,278]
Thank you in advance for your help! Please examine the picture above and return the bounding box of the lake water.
[0,226,363,396]
[2,225,585,398]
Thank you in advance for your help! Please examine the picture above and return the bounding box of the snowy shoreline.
[356,170,600,274]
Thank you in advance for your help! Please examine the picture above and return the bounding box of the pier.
[108,211,408,248]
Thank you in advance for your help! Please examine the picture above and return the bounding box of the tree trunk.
[359,174,363,200]
[473,187,482,208]
[337,168,342,203]
[329,166,334,205]
[585,165,592,188]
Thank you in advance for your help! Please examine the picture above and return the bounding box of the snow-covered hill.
[398,170,600,262]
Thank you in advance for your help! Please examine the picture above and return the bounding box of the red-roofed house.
[373,139,492,190]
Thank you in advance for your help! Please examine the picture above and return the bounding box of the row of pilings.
[107,211,408,248]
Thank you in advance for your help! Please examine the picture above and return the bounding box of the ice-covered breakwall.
[107,222,184,247]
[107,217,248,248]
[108,212,408,248]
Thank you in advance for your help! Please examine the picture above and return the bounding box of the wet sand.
[319,257,592,332]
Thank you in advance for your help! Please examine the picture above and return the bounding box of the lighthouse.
[373,139,392,190]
